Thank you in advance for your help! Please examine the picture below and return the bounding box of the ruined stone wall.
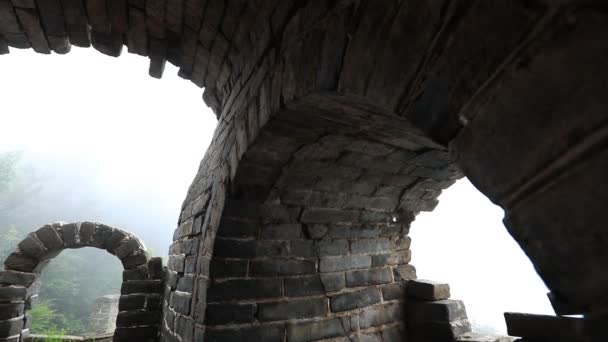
[0,223,164,342]
[2,0,608,341]
[89,295,120,335]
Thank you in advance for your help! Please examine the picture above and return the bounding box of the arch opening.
[0,222,164,342]
[410,178,554,334]
[33,247,122,336]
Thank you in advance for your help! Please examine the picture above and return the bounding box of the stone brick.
[393,264,417,281]
[346,268,393,287]
[114,325,160,341]
[207,278,282,302]
[0,287,27,303]
[205,325,285,342]
[121,250,149,269]
[504,312,584,341]
[170,292,192,315]
[121,280,163,295]
[0,303,24,320]
[210,259,248,278]
[259,297,327,322]
[407,279,451,301]
[316,239,349,256]
[114,238,143,259]
[123,265,149,281]
[408,299,468,323]
[301,208,359,223]
[286,318,345,342]
[205,303,256,325]
[4,252,39,272]
[350,238,393,255]
[381,282,405,301]
[320,273,346,292]
[118,294,147,311]
[34,225,64,251]
[116,311,161,328]
[357,303,403,329]
[0,271,36,287]
[174,315,194,341]
[177,275,195,293]
[320,255,371,272]
[260,223,302,239]
[17,234,47,259]
[0,318,23,338]
[250,259,316,276]
[284,275,325,297]
[330,287,381,312]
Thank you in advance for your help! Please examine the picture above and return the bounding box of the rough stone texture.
[89,295,120,335]
[2,1,608,341]
[408,279,451,301]
[0,223,163,342]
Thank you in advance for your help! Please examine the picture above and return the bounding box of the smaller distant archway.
[0,222,164,342]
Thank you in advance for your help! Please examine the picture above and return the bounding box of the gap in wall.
[409,178,554,334]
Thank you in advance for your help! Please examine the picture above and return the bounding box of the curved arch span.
[0,222,164,342]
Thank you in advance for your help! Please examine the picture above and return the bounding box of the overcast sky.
[0,48,553,333]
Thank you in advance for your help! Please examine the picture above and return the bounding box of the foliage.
[33,326,68,342]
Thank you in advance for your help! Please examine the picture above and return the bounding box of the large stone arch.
[0,222,164,342]
[1,0,607,341]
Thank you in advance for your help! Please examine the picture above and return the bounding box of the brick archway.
[2,1,608,341]
[0,222,164,342]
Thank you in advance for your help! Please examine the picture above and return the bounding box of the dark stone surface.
[258,297,327,322]
[330,287,381,312]
[407,279,451,301]
[205,303,256,325]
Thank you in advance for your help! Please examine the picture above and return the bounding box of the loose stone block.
[504,312,585,340]
[407,279,451,301]
[258,297,327,322]
[330,287,381,312]
[345,268,393,287]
